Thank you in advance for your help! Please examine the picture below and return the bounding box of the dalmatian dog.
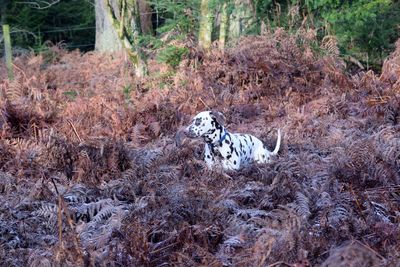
[184,111,281,170]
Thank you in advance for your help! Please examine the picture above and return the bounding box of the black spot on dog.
[227,155,232,159]
[195,118,202,126]
[262,155,265,158]
[225,139,230,144]
[207,155,211,159]
[233,160,237,165]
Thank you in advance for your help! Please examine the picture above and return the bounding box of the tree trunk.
[228,0,256,42]
[95,0,122,52]
[219,2,228,50]
[137,0,153,35]
[229,0,240,41]
[1,1,10,24]
[95,0,147,77]
[198,0,213,50]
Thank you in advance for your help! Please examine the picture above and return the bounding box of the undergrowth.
[0,30,399,266]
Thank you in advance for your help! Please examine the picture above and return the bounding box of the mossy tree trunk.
[198,0,213,50]
[95,0,122,52]
[228,0,256,42]
[95,0,147,77]
[3,25,14,80]
[219,1,229,50]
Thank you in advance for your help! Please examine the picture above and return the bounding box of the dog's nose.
[183,127,190,135]
[184,126,195,137]
[175,128,187,147]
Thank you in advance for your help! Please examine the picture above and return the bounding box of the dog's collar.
[208,129,227,150]
[218,130,227,146]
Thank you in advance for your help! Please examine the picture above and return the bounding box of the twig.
[16,0,60,9]
[57,195,64,249]
[67,119,82,143]
[199,97,210,110]
[51,177,60,195]
[353,240,386,261]
[149,242,178,255]
[60,197,85,265]
[101,101,114,112]
[210,86,217,103]
[267,261,293,267]
[349,185,367,224]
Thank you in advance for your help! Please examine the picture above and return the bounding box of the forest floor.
[0,29,400,266]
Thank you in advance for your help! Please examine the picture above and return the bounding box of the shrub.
[156,45,189,68]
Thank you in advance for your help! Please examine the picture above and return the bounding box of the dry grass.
[0,30,399,266]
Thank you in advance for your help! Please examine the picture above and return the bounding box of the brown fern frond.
[5,77,25,103]
[321,35,340,56]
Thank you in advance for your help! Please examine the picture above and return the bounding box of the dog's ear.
[210,111,225,126]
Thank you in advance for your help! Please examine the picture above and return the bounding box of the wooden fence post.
[3,24,14,81]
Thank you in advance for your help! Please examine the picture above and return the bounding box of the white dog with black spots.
[184,111,281,170]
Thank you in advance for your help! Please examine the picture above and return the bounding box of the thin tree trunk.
[242,0,256,33]
[1,2,7,24]
[198,0,213,50]
[126,0,148,77]
[219,2,228,50]
[228,0,256,42]
[229,1,240,41]
[3,25,14,80]
[138,0,153,35]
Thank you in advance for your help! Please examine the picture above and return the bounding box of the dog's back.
[229,130,280,167]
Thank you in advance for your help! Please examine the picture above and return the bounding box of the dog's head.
[185,111,225,139]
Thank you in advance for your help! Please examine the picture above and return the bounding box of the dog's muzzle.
[184,126,198,138]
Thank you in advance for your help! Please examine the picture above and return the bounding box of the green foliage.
[317,0,400,64]
[252,0,400,68]
[63,90,78,100]
[122,85,133,99]
[156,45,189,68]
[151,0,201,36]
[3,0,95,52]
[138,34,164,50]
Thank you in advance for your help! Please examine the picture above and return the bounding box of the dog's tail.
[271,129,281,155]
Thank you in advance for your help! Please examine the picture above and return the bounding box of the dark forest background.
[2,0,400,71]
